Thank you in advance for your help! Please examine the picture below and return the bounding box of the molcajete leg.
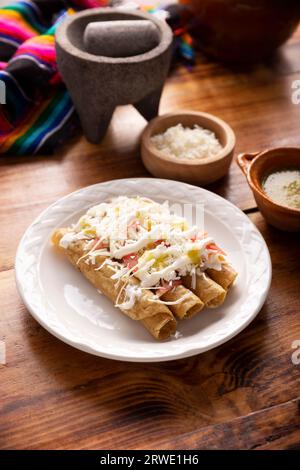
[134,86,163,121]
[77,105,115,144]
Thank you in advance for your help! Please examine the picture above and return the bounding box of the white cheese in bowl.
[150,123,222,160]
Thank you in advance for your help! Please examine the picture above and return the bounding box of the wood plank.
[1,212,299,449]
[159,398,300,450]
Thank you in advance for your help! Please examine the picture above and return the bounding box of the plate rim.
[15,178,272,362]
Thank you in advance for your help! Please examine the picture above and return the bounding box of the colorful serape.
[0,0,194,155]
[0,1,79,155]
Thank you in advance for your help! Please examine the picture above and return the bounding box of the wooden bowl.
[141,111,236,185]
[237,148,300,232]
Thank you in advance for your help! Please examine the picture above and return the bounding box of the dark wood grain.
[1,26,300,451]
[1,211,300,450]
[160,398,300,450]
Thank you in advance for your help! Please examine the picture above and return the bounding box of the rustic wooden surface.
[1,24,300,450]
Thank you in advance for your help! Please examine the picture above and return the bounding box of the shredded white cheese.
[150,123,222,160]
[59,196,227,310]
[116,284,142,310]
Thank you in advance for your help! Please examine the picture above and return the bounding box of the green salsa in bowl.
[262,169,300,210]
[237,147,300,231]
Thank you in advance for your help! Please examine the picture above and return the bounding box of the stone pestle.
[83,20,160,58]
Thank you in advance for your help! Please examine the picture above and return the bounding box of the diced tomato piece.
[206,243,226,255]
[206,243,217,250]
[154,239,170,247]
[158,279,182,295]
[122,253,139,271]
[93,238,108,249]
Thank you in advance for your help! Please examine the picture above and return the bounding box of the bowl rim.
[55,7,173,64]
[141,110,236,167]
[246,147,300,215]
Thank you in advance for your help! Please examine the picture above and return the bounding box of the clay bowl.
[237,148,300,232]
[181,0,300,64]
[141,111,236,185]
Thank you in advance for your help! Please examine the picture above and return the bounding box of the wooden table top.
[1,26,300,451]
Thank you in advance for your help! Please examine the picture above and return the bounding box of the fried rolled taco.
[183,272,226,308]
[51,196,237,340]
[52,229,176,340]
[161,284,204,319]
[206,264,237,290]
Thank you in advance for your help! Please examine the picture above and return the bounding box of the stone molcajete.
[55,8,173,144]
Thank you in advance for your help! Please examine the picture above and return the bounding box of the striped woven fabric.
[0,1,46,59]
[0,1,81,155]
[0,0,193,155]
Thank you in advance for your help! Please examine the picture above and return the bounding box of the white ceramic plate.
[15,178,271,362]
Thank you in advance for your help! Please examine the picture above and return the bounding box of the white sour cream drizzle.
[59,196,227,310]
